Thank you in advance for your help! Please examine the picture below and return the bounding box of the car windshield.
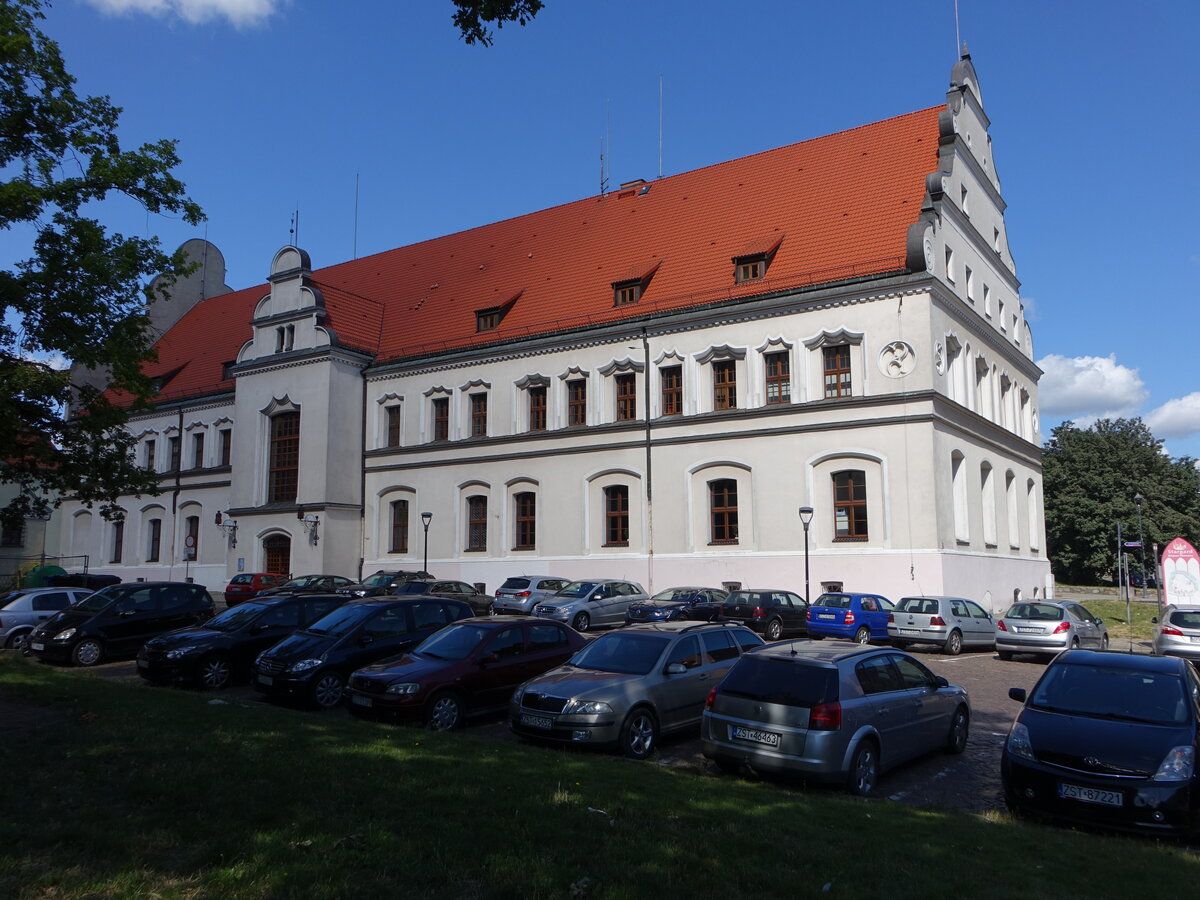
[72,588,120,613]
[415,624,490,660]
[205,603,269,632]
[500,578,531,590]
[651,589,695,602]
[1030,663,1188,725]
[360,573,395,588]
[1168,610,1200,629]
[229,574,253,585]
[814,594,851,609]
[569,633,671,675]
[280,577,316,589]
[1005,603,1063,621]
[0,591,26,608]
[304,604,373,637]
[391,582,432,595]
[556,581,598,599]
[719,656,838,708]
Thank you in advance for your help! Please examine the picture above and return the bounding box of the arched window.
[951,452,969,543]
[981,463,997,547]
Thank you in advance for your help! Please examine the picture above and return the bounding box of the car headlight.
[165,647,200,660]
[289,658,322,673]
[563,699,613,716]
[1006,722,1035,761]
[353,590,368,597]
[385,682,421,695]
[1153,746,1194,782]
[52,628,77,642]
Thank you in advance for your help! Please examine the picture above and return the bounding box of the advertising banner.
[1162,538,1200,608]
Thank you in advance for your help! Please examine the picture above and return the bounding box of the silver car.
[995,600,1108,660]
[1152,605,1200,660]
[509,620,765,758]
[532,579,647,632]
[492,575,571,616]
[702,641,970,794]
[887,595,995,655]
[0,587,92,649]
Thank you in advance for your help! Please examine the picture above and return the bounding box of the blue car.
[806,592,894,643]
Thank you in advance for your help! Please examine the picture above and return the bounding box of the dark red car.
[345,616,587,730]
[223,572,287,606]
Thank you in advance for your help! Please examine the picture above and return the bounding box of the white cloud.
[83,0,283,27]
[1146,393,1200,440]
[1036,353,1147,420]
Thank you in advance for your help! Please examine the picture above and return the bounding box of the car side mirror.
[934,676,949,688]
[665,662,687,675]
[1008,687,1027,703]
[1095,617,1104,625]
[1151,617,1158,624]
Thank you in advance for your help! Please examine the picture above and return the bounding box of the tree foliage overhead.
[1042,418,1200,584]
[452,0,543,46]
[0,0,203,525]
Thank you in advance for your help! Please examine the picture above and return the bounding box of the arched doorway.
[263,534,291,575]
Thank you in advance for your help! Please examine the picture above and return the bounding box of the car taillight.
[705,687,718,710]
[888,613,895,623]
[930,616,946,626]
[1053,622,1070,634]
[843,611,855,625]
[1161,625,1184,636]
[996,620,1007,631]
[809,701,842,730]
[806,608,812,620]
[752,607,766,617]
[517,591,531,598]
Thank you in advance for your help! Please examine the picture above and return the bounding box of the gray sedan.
[994,600,1108,660]
[1151,605,1200,660]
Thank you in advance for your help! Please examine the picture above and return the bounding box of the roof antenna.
[600,136,608,196]
[200,222,209,298]
[953,0,962,58]
[658,74,664,180]
[353,173,360,259]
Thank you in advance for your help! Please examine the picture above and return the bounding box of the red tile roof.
[144,105,941,403]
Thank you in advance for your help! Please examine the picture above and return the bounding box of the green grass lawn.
[2,653,1198,899]
[1074,597,1161,644]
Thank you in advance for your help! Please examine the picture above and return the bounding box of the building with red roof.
[58,53,1049,619]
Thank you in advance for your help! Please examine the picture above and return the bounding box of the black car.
[254,574,355,598]
[385,580,495,616]
[719,588,809,640]
[253,596,473,709]
[29,581,215,667]
[1003,649,1200,836]
[137,593,348,689]
[46,572,122,590]
[336,570,434,599]
[625,586,729,625]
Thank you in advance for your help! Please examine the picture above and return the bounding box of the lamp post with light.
[799,506,814,602]
[1134,493,1148,600]
[421,511,433,575]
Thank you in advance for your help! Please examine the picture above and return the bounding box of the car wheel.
[572,612,591,632]
[997,650,1013,661]
[845,739,878,796]
[853,627,871,645]
[199,653,232,690]
[945,706,969,754]
[5,630,28,650]
[311,670,345,709]
[943,629,963,656]
[1070,637,1080,650]
[764,619,783,641]
[71,638,103,667]
[620,707,659,760]
[487,602,497,617]
[1100,634,1109,650]
[426,691,464,731]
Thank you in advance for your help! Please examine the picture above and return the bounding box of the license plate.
[898,628,920,636]
[818,614,836,620]
[1058,783,1122,807]
[352,694,372,708]
[257,674,273,686]
[1016,626,1040,634]
[732,726,780,747]
[31,642,44,651]
[1191,636,1200,644]
[520,713,553,730]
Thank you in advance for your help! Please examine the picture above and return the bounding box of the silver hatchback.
[995,600,1108,660]
[1151,605,1200,660]
[532,579,647,632]
[0,587,91,649]
[702,641,970,794]
[492,575,571,616]
[887,595,995,655]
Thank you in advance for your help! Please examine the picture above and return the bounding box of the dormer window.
[476,308,503,332]
[735,257,765,283]
[611,262,659,308]
[732,234,783,285]
[613,282,641,307]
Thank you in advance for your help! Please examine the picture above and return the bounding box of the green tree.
[1042,418,1200,584]
[0,0,203,525]
[452,0,543,46]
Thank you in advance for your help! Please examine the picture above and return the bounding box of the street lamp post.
[420,511,433,575]
[799,506,814,602]
[1134,493,1148,600]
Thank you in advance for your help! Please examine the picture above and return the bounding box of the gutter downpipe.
[642,327,653,594]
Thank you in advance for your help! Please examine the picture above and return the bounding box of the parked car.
[1153,605,1200,661]
[224,572,288,606]
[254,574,355,597]
[995,600,1109,660]
[719,589,809,640]
[492,576,571,616]
[1,587,92,649]
[1002,649,1200,835]
[137,593,348,689]
[887,595,994,655]
[28,582,215,667]
[509,620,764,758]
[806,592,894,643]
[532,579,648,632]
[385,580,495,616]
[46,572,121,590]
[624,587,729,625]
[336,569,434,599]
[346,617,588,729]
[702,641,970,794]
[1129,570,1158,590]
[252,596,473,709]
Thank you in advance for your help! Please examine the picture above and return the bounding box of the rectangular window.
[604,485,629,546]
[528,386,547,432]
[145,439,156,471]
[713,360,737,410]
[466,496,487,551]
[833,470,868,541]
[267,411,300,504]
[965,266,975,302]
[660,365,682,416]
[568,379,587,426]
[147,518,162,562]
[765,351,790,404]
[514,492,536,550]
[168,436,181,472]
[709,479,738,544]
[823,345,852,398]
[386,405,402,447]
[735,258,764,283]
[476,309,501,332]
[390,499,409,553]
[432,397,449,441]
[219,429,232,466]
[613,283,640,307]
[470,393,488,438]
[2,520,25,548]
[191,432,205,469]
[945,246,955,283]
[110,520,124,563]
[615,373,637,422]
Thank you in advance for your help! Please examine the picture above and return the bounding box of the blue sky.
[14,0,1200,458]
